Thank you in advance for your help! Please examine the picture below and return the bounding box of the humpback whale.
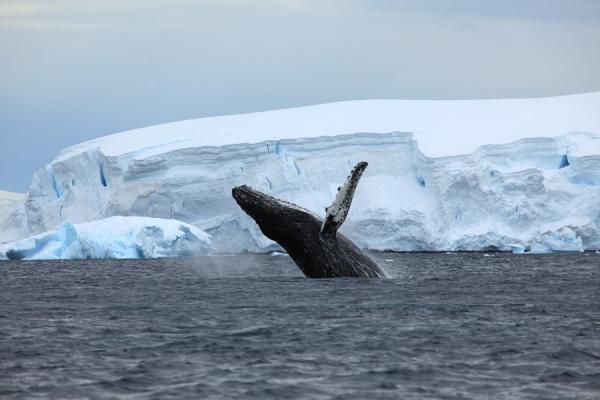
[232,162,387,278]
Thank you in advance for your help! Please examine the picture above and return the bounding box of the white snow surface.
[0,216,211,260]
[2,93,600,253]
[56,92,600,161]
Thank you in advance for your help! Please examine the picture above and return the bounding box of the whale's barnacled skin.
[232,162,386,278]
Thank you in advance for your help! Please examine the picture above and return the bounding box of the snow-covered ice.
[508,228,584,254]
[0,216,211,260]
[529,227,584,254]
[1,93,600,253]
[508,244,527,254]
[55,92,600,161]
[0,190,24,223]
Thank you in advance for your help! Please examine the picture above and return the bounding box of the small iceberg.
[508,244,526,254]
[530,227,584,253]
[0,216,211,260]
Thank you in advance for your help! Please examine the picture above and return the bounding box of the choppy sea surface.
[1,252,599,399]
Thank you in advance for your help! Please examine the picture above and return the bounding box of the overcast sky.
[1,0,600,191]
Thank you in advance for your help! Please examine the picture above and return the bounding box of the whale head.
[231,185,321,247]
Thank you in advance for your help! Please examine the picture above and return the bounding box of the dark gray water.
[1,252,599,399]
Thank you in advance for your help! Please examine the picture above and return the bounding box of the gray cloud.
[363,0,600,22]
[1,0,600,191]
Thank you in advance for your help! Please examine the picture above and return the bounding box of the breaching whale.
[232,162,387,278]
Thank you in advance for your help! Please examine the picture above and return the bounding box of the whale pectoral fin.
[320,161,368,237]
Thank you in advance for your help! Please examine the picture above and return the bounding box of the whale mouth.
[232,185,256,204]
[232,185,268,218]
[232,185,314,215]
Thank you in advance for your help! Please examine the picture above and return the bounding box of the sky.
[1,0,600,192]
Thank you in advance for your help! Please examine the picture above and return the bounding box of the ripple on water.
[0,252,599,399]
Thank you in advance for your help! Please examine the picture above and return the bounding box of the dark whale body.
[232,162,386,278]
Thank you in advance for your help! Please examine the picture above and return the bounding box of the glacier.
[1,93,600,255]
[0,216,211,260]
[0,190,25,223]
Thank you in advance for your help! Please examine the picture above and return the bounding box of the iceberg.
[0,216,211,260]
[1,93,600,253]
[0,190,26,243]
[529,227,584,253]
[0,190,24,217]
[508,244,527,254]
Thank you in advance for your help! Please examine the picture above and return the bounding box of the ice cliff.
[2,93,600,254]
[0,216,211,260]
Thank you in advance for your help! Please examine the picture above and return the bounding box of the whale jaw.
[232,185,321,245]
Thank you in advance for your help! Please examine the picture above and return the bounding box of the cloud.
[0,0,316,30]
[363,0,600,23]
[0,3,40,17]
[0,1,90,30]
[1,0,600,191]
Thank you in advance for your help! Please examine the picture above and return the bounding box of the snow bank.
[2,93,600,253]
[0,216,211,260]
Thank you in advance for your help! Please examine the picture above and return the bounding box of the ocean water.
[1,252,599,399]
